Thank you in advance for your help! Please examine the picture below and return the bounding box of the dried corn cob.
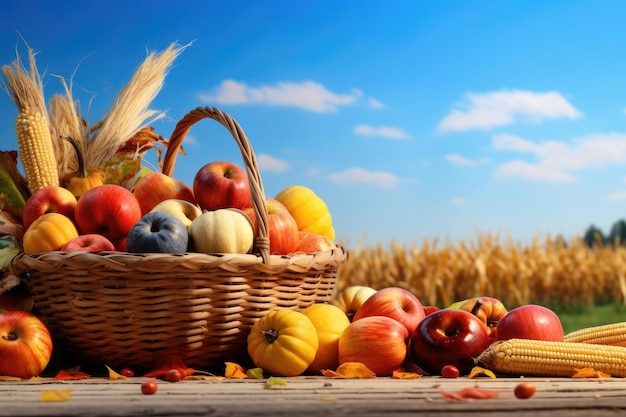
[15,107,59,193]
[564,322,626,347]
[476,338,626,377]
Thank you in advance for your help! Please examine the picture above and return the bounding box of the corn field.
[336,233,626,312]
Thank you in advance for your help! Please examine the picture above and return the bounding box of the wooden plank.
[0,377,625,417]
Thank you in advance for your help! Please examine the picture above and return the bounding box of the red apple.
[0,311,53,379]
[61,234,116,252]
[338,315,408,376]
[193,161,252,211]
[22,185,77,230]
[457,296,508,338]
[352,286,425,335]
[133,172,195,215]
[495,304,564,342]
[74,184,142,242]
[409,308,491,376]
[293,231,336,253]
[243,198,299,255]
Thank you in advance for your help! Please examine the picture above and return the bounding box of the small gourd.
[247,309,319,376]
[61,136,105,198]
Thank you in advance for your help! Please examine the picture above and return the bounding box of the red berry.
[141,379,158,395]
[441,364,460,378]
[514,382,536,399]
[120,368,134,378]
[164,369,182,382]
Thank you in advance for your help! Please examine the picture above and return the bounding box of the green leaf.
[264,376,287,389]
[246,368,264,379]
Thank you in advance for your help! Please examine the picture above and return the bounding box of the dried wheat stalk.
[86,42,189,169]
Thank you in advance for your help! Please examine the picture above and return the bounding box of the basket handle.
[163,106,270,264]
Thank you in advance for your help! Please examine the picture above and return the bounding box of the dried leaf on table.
[392,368,423,379]
[224,362,248,379]
[54,369,90,380]
[441,387,503,401]
[105,365,128,380]
[264,376,287,389]
[322,362,376,379]
[467,366,497,379]
[41,389,73,402]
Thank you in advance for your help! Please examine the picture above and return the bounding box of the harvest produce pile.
[0,41,625,386]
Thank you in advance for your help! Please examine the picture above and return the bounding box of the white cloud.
[353,124,410,139]
[608,191,626,201]
[257,153,289,172]
[328,167,403,188]
[198,79,365,113]
[438,89,582,133]
[445,153,490,167]
[492,132,626,182]
[451,197,466,205]
[368,97,385,109]
[494,161,574,182]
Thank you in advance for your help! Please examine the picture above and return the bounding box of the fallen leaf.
[246,367,264,379]
[184,375,225,381]
[392,368,423,379]
[571,367,611,378]
[105,365,128,380]
[322,362,376,379]
[144,355,198,378]
[54,369,90,380]
[265,376,287,389]
[441,387,502,401]
[467,366,497,379]
[41,389,73,402]
[224,362,248,379]
[0,375,21,381]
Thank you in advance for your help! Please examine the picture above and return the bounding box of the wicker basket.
[9,107,348,371]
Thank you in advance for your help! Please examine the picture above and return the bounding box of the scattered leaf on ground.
[105,365,128,380]
[265,376,287,389]
[41,389,73,402]
[322,362,376,379]
[392,368,422,379]
[246,368,264,379]
[467,366,497,379]
[54,369,90,380]
[441,387,502,401]
[225,362,248,379]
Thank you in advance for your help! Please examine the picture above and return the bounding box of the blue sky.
[3,0,626,247]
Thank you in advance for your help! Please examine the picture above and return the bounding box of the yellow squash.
[247,309,319,376]
[22,212,79,255]
[302,303,350,374]
[274,185,334,240]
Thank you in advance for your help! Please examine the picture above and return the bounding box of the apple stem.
[2,332,17,341]
[470,298,483,315]
[261,329,278,344]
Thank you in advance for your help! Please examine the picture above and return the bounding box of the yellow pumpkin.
[247,309,319,376]
[302,303,350,374]
[61,136,105,198]
[274,185,334,240]
[22,212,79,255]
[330,285,377,321]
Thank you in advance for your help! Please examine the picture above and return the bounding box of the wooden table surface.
[2,376,626,417]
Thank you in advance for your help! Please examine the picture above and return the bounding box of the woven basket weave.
[10,107,347,371]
